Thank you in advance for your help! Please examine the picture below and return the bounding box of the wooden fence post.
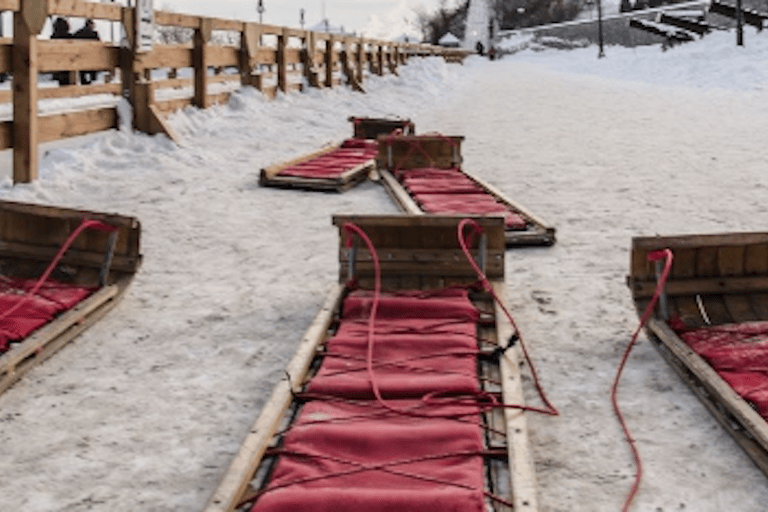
[376,44,384,76]
[324,35,334,88]
[120,6,137,109]
[194,17,212,109]
[302,30,320,88]
[356,38,365,86]
[277,28,287,93]
[12,0,47,184]
[240,23,262,91]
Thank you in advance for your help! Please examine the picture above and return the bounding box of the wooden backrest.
[0,200,141,276]
[349,117,415,140]
[629,232,768,299]
[375,134,463,171]
[333,214,505,289]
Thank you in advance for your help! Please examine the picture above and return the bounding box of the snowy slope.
[1,29,768,512]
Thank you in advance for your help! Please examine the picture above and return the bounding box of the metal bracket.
[99,231,119,287]
[654,258,669,320]
[347,239,358,282]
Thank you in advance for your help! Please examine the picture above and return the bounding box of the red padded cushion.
[251,399,486,512]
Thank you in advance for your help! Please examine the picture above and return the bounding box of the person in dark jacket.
[73,19,100,84]
[51,17,71,86]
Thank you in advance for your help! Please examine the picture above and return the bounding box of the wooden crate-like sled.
[628,232,768,475]
[205,214,541,512]
[376,134,556,247]
[259,117,413,193]
[0,200,141,395]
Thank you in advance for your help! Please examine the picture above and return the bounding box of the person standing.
[73,19,100,84]
[51,17,72,86]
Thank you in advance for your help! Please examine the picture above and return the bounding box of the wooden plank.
[379,170,423,215]
[723,294,759,323]
[37,40,120,72]
[49,0,123,21]
[718,245,745,277]
[202,284,344,512]
[0,0,18,10]
[0,39,11,74]
[39,107,118,143]
[631,275,768,298]
[35,82,122,100]
[12,10,39,184]
[745,243,768,274]
[134,44,193,70]
[0,121,12,150]
[632,233,768,252]
[207,45,239,68]
[492,281,539,512]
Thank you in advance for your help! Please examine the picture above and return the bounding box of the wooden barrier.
[0,0,471,184]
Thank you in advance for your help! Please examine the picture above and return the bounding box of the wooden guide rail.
[1,0,471,184]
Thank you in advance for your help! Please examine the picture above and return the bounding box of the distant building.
[438,32,461,47]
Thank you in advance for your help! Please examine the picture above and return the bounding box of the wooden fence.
[4,0,471,184]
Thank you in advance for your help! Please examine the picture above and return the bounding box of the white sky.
[154,0,449,35]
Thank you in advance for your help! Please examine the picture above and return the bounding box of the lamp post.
[597,0,605,58]
[257,0,265,25]
[300,8,305,29]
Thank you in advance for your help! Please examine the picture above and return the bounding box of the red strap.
[0,219,118,322]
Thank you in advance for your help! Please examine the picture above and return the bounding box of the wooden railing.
[4,0,471,184]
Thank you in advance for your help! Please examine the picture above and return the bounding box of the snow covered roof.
[308,19,354,36]
[438,32,461,46]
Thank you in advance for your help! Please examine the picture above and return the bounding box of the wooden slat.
[202,284,344,512]
[723,295,759,322]
[745,243,768,274]
[718,245,745,277]
[38,40,120,72]
[0,121,12,150]
[492,281,539,512]
[135,44,193,70]
[39,107,118,143]
[0,0,18,10]
[49,0,123,21]
[631,275,768,298]
[0,39,11,74]
[632,233,768,252]
[207,45,239,68]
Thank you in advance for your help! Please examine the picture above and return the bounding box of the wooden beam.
[194,18,212,109]
[277,28,287,93]
[39,107,118,143]
[12,3,45,184]
[324,35,334,88]
[48,0,123,21]
[37,40,120,72]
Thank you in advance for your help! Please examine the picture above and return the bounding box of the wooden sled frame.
[259,117,407,193]
[0,200,141,395]
[205,214,540,512]
[628,232,768,475]
[258,142,376,193]
[376,134,556,247]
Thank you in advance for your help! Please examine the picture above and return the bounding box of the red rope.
[0,218,118,322]
[457,218,560,417]
[611,248,674,511]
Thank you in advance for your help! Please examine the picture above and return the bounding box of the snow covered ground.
[1,28,768,511]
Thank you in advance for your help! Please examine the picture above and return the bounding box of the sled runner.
[376,134,556,247]
[0,200,141,395]
[205,214,543,512]
[628,232,768,475]
[259,117,413,192]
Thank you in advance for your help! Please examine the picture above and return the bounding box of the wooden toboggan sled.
[629,232,768,475]
[259,117,413,192]
[205,214,543,512]
[0,200,141,394]
[376,134,556,247]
